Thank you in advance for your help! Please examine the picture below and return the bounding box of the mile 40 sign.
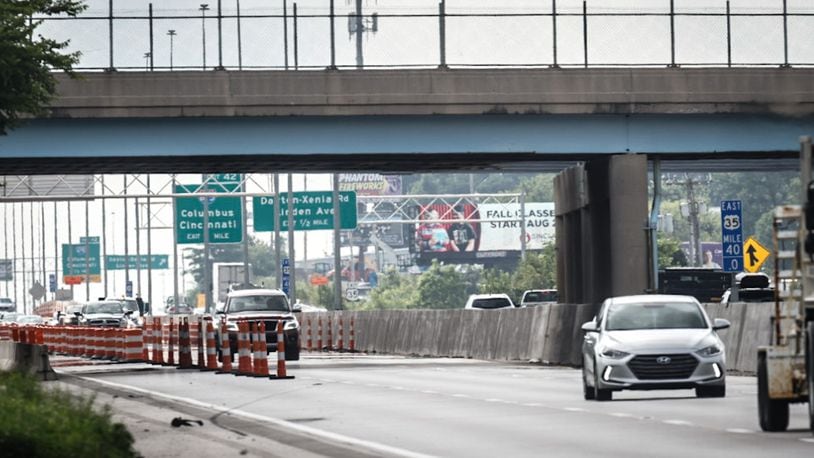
[720,200,744,272]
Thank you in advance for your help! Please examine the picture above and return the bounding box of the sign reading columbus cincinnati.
[338,173,402,196]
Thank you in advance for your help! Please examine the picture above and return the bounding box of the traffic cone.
[271,321,294,379]
[349,317,356,352]
[327,315,333,351]
[165,318,176,366]
[252,322,270,377]
[317,316,323,351]
[216,319,233,374]
[204,320,218,371]
[235,321,253,376]
[337,317,344,351]
[305,317,312,352]
[196,316,206,369]
[178,318,193,369]
[153,318,165,365]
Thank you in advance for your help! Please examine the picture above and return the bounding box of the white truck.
[757,137,813,434]
[212,262,251,307]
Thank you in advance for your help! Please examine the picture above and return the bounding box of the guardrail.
[34,0,814,71]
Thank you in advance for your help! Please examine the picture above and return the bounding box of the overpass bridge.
[1,67,813,304]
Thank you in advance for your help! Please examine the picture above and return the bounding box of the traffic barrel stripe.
[216,319,233,374]
[178,318,193,369]
[271,320,293,379]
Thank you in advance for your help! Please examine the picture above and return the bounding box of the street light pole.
[199,4,209,70]
[143,52,151,71]
[167,29,177,70]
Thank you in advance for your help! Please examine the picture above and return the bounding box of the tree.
[0,1,86,135]
[416,260,468,309]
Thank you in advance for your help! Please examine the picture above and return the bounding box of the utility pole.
[350,0,377,69]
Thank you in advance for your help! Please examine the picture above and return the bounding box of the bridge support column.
[555,154,648,304]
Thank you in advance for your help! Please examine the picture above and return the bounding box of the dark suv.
[214,289,300,361]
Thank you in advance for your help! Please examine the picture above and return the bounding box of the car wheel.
[695,385,725,398]
[285,345,300,361]
[757,349,789,432]
[594,364,612,401]
[583,367,595,400]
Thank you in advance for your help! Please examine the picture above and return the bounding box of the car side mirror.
[712,318,731,330]
[215,309,226,315]
[581,321,599,333]
[124,310,134,317]
[74,311,83,317]
[291,303,302,313]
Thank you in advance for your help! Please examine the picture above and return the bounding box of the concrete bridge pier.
[555,154,649,305]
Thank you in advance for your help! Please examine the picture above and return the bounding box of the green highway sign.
[62,240,101,276]
[253,191,357,232]
[175,183,243,244]
[209,173,242,184]
[106,255,169,270]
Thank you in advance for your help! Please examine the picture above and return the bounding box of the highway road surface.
[52,355,814,458]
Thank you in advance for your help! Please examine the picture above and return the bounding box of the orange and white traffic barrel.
[327,315,333,351]
[337,317,344,351]
[216,319,233,374]
[305,317,312,352]
[178,318,193,369]
[349,317,356,352]
[252,322,270,377]
[235,321,253,376]
[142,320,151,361]
[204,320,218,371]
[125,329,144,362]
[317,316,323,351]
[166,318,176,366]
[272,321,293,379]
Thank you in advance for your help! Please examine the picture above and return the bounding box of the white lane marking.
[563,407,587,412]
[522,403,543,407]
[662,420,693,427]
[484,398,504,403]
[390,386,406,391]
[725,428,754,434]
[610,413,636,418]
[420,390,439,395]
[800,438,814,444]
[364,383,382,388]
[452,393,471,398]
[78,376,437,458]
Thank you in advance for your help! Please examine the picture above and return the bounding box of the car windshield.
[228,295,290,312]
[471,298,512,309]
[605,301,707,330]
[0,298,12,304]
[525,291,557,302]
[84,302,125,314]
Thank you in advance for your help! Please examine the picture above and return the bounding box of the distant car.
[581,294,730,401]
[76,301,140,328]
[15,315,44,326]
[214,289,300,361]
[165,304,195,315]
[0,312,19,323]
[720,273,774,304]
[464,293,517,310]
[520,289,558,307]
[58,305,84,325]
[295,302,328,313]
[0,297,15,313]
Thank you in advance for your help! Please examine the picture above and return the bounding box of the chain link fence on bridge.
[31,0,814,71]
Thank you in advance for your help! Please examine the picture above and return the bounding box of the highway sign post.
[253,191,357,232]
[175,183,243,244]
[48,274,56,293]
[126,280,133,297]
[720,200,744,272]
[743,236,770,273]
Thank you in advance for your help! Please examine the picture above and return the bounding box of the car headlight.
[696,344,723,357]
[284,319,299,331]
[599,347,629,359]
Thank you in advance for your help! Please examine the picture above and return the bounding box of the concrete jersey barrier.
[312,301,771,374]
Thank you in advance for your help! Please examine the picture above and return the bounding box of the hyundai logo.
[656,356,672,365]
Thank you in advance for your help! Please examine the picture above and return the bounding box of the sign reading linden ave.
[175,184,243,244]
[253,191,357,231]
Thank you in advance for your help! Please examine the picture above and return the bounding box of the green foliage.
[0,371,138,457]
[479,248,557,303]
[416,260,468,309]
[185,235,284,293]
[0,1,87,135]
[365,269,418,310]
[657,236,688,267]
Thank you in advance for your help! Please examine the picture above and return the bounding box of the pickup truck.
[214,288,301,361]
[520,289,558,307]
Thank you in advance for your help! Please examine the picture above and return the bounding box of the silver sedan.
[581,294,730,401]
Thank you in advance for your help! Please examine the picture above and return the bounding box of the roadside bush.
[0,372,138,458]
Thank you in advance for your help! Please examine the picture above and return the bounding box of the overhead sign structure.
[175,183,243,244]
[62,238,101,283]
[743,237,770,273]
[106,255,169,270]
[253,191,357,232]
[720,200,744,272]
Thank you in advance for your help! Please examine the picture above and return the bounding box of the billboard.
[412,202,555,262]
[339,173,402,196]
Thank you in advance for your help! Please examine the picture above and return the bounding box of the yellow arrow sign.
[743,237,770,273]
